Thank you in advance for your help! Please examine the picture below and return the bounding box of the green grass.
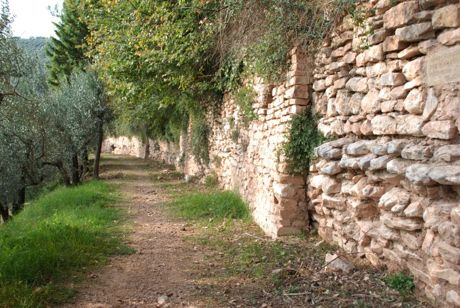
[171,191,250,222]
[383,272,415,296]
[0,181,131,307]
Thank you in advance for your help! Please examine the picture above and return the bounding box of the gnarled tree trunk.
[93,119,103,178]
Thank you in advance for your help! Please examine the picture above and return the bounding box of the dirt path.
[69,155,203,308]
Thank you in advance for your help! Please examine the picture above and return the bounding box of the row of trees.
[0,0,108,222]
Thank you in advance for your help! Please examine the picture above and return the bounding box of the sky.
[10,0,63,38]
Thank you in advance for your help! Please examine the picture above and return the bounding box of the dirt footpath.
[69,155,203,308]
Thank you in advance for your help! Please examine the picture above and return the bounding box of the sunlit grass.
[0,181,131,307]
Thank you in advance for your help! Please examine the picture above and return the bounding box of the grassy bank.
[0,181,131,307]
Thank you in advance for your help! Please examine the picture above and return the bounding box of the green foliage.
[172,191,250,222]
[0,181,131,307]
[383,273,415,296]
[284,106,324,175]
[234,85,257,124]
[46,0,89,86]
[191,117,210,165]
[204,172,219,188]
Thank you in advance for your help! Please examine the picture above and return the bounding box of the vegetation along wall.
[103,0,460,305]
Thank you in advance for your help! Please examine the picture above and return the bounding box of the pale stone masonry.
[103,0,460,305]
[309,0,460,306]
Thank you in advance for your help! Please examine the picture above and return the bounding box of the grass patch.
[0,181,131,307]
[171,191,250,222]
[383,272,415,296]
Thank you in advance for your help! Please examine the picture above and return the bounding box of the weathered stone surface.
[349,199,379,218]
[432,4,460,29]
[361,89,381,114]
[428,165,460,185]
[395,22,434,43]
[380,72,406,86]
[383,35,408,52]
[316,144,342,160]
[387,139,409,155]
[446,290,460,306]
[405,164,434,185]
[438,240,460,264]
[324,253,354,273]
[422,120,458,139]
[438,222,460,247]
[428,262,460,285]
[422,88,438,121]
[345,140,370,156]
[401,144,433,160]
[396,115,424,136]
[371,115,397,135]
[349,93,363,114]
[451,207,460,225]
[383,1,418,29]
[313,79,327,91]
[379,187,411,210]
[402,58,424,81]
[387,158,413,174]
[346,77,368,92]
[382,213,423,231]
[370,155,392,170]
[403,88,426,114]
[438,28,460,45]
[433,145,460,162]
[310,175,341,194]
[320,161,342,175]
[390,86,408,100]
[322,194,346,209]
[339,155,360,170]
[401,231,423,250]
[424,202,457,230]
[404,201,424,218]
[365,44,384,62]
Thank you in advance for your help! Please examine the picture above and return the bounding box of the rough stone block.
[383,1,419,29]
[423,120,458,140]
[371,115,397,135]
[380,72,406,86]
[432,4,460,29]
[428,165,460,185]
[395,22,434,43]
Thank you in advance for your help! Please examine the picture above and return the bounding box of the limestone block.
[361,89,381,114]
[383,35,408,52]
[320,161,342,175]
[335,90,353,116]
[446,290,460,306]
[382,213,423,231]
[379,187,411,210]
[432,4,460,29]
[395,22,434,43]
[397,46,422,60]
[368,29,387,46]
[401,143,433,160]
[345,77,368,92]
[422,120,458,139]
[343,51,357,64]
[349,198,379,219]
[396,115,424,136]
[315,144,342,160]
[360,120,373,136]
[390,86,408,100]
[339,155,360,170]
[438,222,460,247]
[345,140,370,156]
[405,163,435,185]
[424,202,457,230]
[371,115,397,135]
[402,57,424,81]
[322,194,346,210]
[370,155,392,170]
[383,1,419,29]
[361,184,385,199]
[438,28,460,46]
[370,143,389,155]
[403,88,426,114]
[367,62,388,78]
[380,72,406,86]
[404,201,424,218]
[429,165,460,185]
[418,39,438,54]
[422,88,438,121]
[358,154,377,171]
[313,79,327,92]
[387,159,413,174]
[438,240,460,264]
[273,182,297,199]
[349,93,363,115]
[365,44,384,62]
[310,174,341,194]
[403,77,423,90]
[451,207,460,225]
[284,85,309,99]
[433,145,460,162]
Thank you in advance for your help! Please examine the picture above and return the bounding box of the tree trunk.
[12,184,26,215]
[93,120,103,178]
[144,140,150,160]
[71,154,80,185]
[0,202,10,223]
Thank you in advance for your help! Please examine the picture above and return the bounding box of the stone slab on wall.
[310,0,460,305]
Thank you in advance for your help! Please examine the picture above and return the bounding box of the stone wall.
[309,0,460,305]
[102,1,460,304]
